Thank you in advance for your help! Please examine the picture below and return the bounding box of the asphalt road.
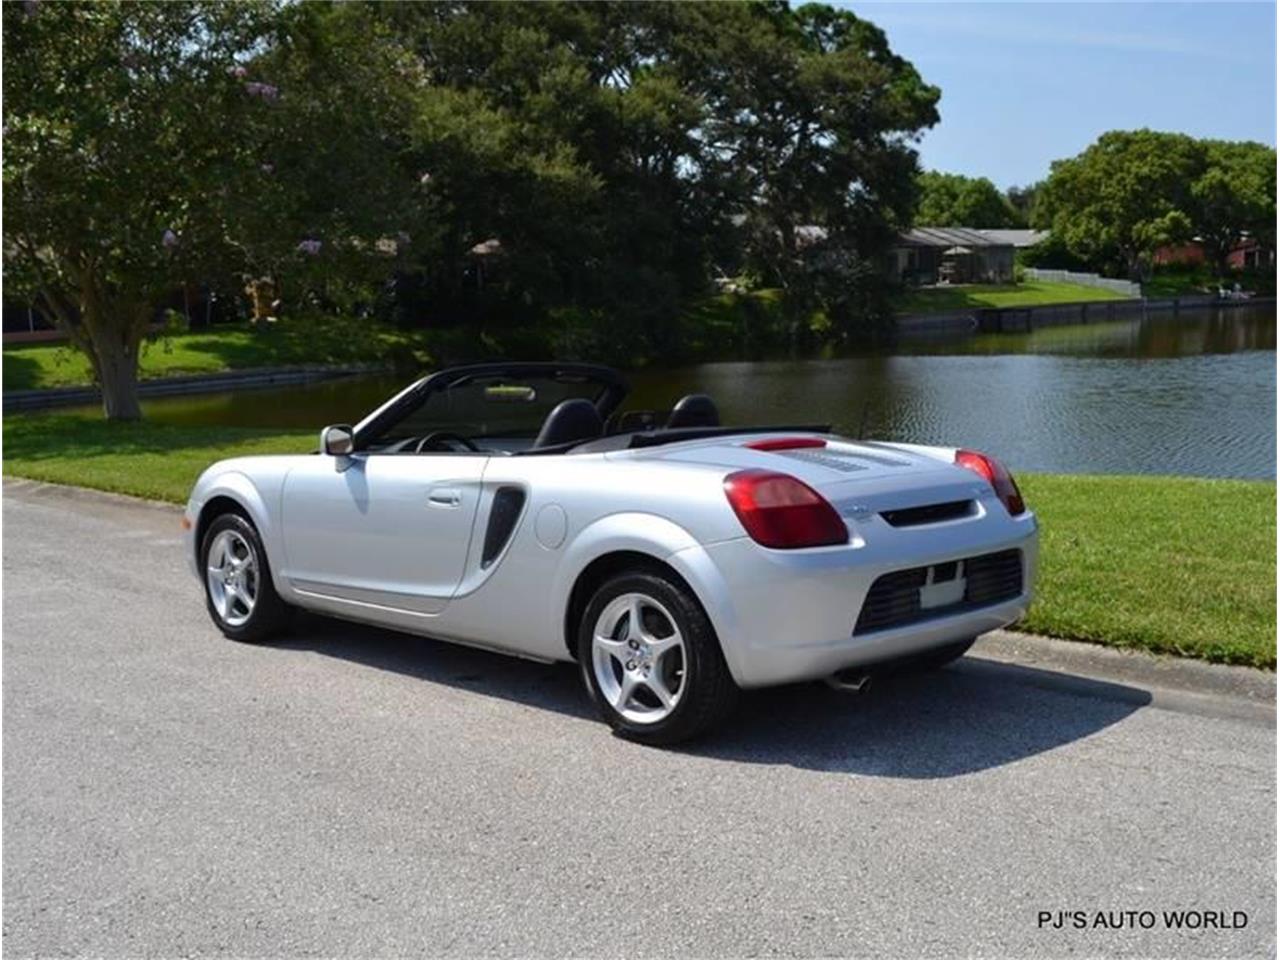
[3,482,1275,958]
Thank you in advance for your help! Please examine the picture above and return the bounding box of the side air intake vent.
[481,487,527,568]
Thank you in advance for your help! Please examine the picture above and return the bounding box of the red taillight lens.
[744,437,827,451]
[954,449,1026,516]
[723,469,848,548]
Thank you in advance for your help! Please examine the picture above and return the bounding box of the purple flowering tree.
[3,1,425,419]
[3,1,276,419]
[209,2,436,337]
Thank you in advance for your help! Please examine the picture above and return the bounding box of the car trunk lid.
[624,435,990,519]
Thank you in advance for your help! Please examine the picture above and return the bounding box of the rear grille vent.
[880,500,974,527]
[853,549,1023,635]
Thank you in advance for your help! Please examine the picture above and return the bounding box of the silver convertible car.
[184,362,1037,744]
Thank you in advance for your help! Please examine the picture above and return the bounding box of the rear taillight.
[723,469,848,548]
[954,449,1026,516]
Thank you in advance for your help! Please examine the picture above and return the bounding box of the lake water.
[111,305,1277,479]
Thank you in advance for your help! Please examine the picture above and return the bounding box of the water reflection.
[77,305,1280,479]
[893,306,1276,359]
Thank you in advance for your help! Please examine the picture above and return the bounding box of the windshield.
[357,364,627,453]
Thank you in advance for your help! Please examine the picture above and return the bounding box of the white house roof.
[897,227,1048,249]
[899,227,1008,248]
[977,229,1048,248]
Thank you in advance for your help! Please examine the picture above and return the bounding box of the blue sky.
[843,1,1277,188]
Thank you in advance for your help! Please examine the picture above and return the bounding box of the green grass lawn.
[1017,474,1275,669]
[3,320,431,391]
[3,413,1274,668]
[894,280,1129,315]
[3,414,315,503]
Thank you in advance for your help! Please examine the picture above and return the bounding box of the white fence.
[1024,267,1140,298]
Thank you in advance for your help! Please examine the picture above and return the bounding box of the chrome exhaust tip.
[824,669,872,694]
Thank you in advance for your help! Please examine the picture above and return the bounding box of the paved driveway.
[3,482,1274,957]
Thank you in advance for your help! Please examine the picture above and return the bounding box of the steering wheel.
[414,431,480,453]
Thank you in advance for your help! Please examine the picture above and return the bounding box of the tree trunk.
[1212,242,1232,280]
[30,249,149,421]
[1126,250,1148,283]
[93,331,143,420]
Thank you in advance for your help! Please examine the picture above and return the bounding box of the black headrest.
[533,398,603,448]
[667,394,720,429]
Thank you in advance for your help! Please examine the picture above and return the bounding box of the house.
[1154,235,1275,270]
[889,227,1019,285]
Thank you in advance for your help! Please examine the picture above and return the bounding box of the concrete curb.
[4,476,1275,714]
[2,477,183,514]
[977,630,1274,703]
[974,631,1274,725]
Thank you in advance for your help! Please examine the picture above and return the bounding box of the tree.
[1034,130,1201,279]
[383,1,736,349]
[915,171,1023,227]
[212,3,434,321]
[3,1,421,419]
[691,2,940,343]
[3,2,276,419]
[1005,182,1041,226]
[377,2,939,350]
[1190,140,1276,276]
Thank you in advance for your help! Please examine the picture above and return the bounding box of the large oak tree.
[3,1,419,419]
[4,2,275,418]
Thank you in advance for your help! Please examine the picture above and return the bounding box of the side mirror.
[321,424,354,457]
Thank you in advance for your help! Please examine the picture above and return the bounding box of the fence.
[1023,267,1141,298]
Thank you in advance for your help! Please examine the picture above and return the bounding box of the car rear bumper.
[724,591,1030,688]
[671,507,1038,688]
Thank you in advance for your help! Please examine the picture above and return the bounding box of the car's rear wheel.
[578,571,738,745]
[201,512,290,642]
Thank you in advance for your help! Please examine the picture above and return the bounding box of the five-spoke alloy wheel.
[579,571,738,745]
[200,512,290,642]
[206,528,259,628]
[590,592,687,725]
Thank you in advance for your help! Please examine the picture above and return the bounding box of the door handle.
[428,487,463,507]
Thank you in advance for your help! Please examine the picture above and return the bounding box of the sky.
[843,1,1277,188]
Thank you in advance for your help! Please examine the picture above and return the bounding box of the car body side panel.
[431,455,729,661]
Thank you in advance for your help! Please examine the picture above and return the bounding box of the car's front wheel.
[577,571,738,745]
[200,512,290,642]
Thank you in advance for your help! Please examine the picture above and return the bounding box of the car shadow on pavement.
[691,658,1153,778]
[282,613,1152,779]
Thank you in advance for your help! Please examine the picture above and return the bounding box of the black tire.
[577,571,739,746]
[908,637,976,672]
[200,512,291,643]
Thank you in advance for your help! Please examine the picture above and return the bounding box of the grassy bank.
[1018,474,1274,668]
[3,413,1274,668]
[3,414,314,502]
[894,279,1127,315]
[3,320,431,391]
